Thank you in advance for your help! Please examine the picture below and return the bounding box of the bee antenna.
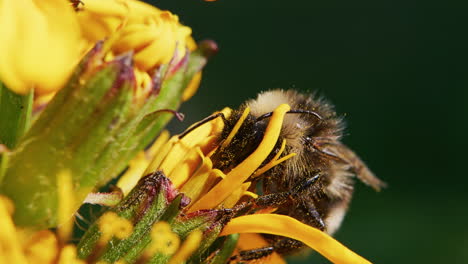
[178,112,227,139]
[256,109,322,122]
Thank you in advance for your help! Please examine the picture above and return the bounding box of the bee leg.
[229,238,304,262]
[234,172,321,214]
[254,172,321,208]
[298,201,326,231]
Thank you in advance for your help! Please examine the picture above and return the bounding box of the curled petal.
[221,214,372,264]
[188,104,291,212]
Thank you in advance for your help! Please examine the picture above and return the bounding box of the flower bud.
[0,39,215,229]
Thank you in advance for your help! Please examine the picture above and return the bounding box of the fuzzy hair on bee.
[179,89,385,260]
[242,90,384,234]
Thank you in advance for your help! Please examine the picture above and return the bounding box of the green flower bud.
[0,40,215,229]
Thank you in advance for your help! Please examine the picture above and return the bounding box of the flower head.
[0,0,215,229]
[0,1,373,263]
[103,104,372,263]
[0,0,196,97]
[0,0,84,95]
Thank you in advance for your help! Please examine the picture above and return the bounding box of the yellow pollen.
[0,196,27,264]
[58,245,86,264]
[114,221,133,240]
[146,221,180,256]
[221,107,250,149]
[23,230,58,264]
[168,229,203,264]
[98,212,133,241]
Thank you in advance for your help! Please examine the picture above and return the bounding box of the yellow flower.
[77,0,195,70]
[116,104,372,263]
[0,0,84,95]
[0,0,196,98]
[0,195,86,264]
[0,103,371,264]
[0,0,210,229]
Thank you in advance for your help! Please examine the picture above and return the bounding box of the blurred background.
[152,1,467,263]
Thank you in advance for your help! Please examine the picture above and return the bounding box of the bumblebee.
[180,89,385,261]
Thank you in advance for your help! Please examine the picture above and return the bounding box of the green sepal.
[119,194,186,264]
[23,43,103,139]
[0,83,33,149]
[187,220,225,263]
[0,57,133,228]
[77,172,172,261]
[0,41,215,231]
[172,210,221,240]
[99,48,210,186]
[199,234,239,264]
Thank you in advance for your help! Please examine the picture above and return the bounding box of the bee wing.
[314,139,386,191]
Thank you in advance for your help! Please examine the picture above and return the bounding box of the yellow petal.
[188,104,291,212]
[78,0,194,71]
[253,139,297,178]
[57,170,75,243]
[118,130,170,195]
[156,111,222,178]
[179,148,213,199]
[168,147,203,187]
[117,152,150,196]
[145,137,177,175]
[221,182,252,208]
[182,71,202,102]
[0,0,84,95]
[147,130,171,158]
[221,214,372,264]
[133,28,175,70]
[76,0,127,43]
[221,107,250,149]
[112,24,158,53]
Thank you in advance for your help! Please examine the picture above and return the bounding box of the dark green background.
[153,1,467,263]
